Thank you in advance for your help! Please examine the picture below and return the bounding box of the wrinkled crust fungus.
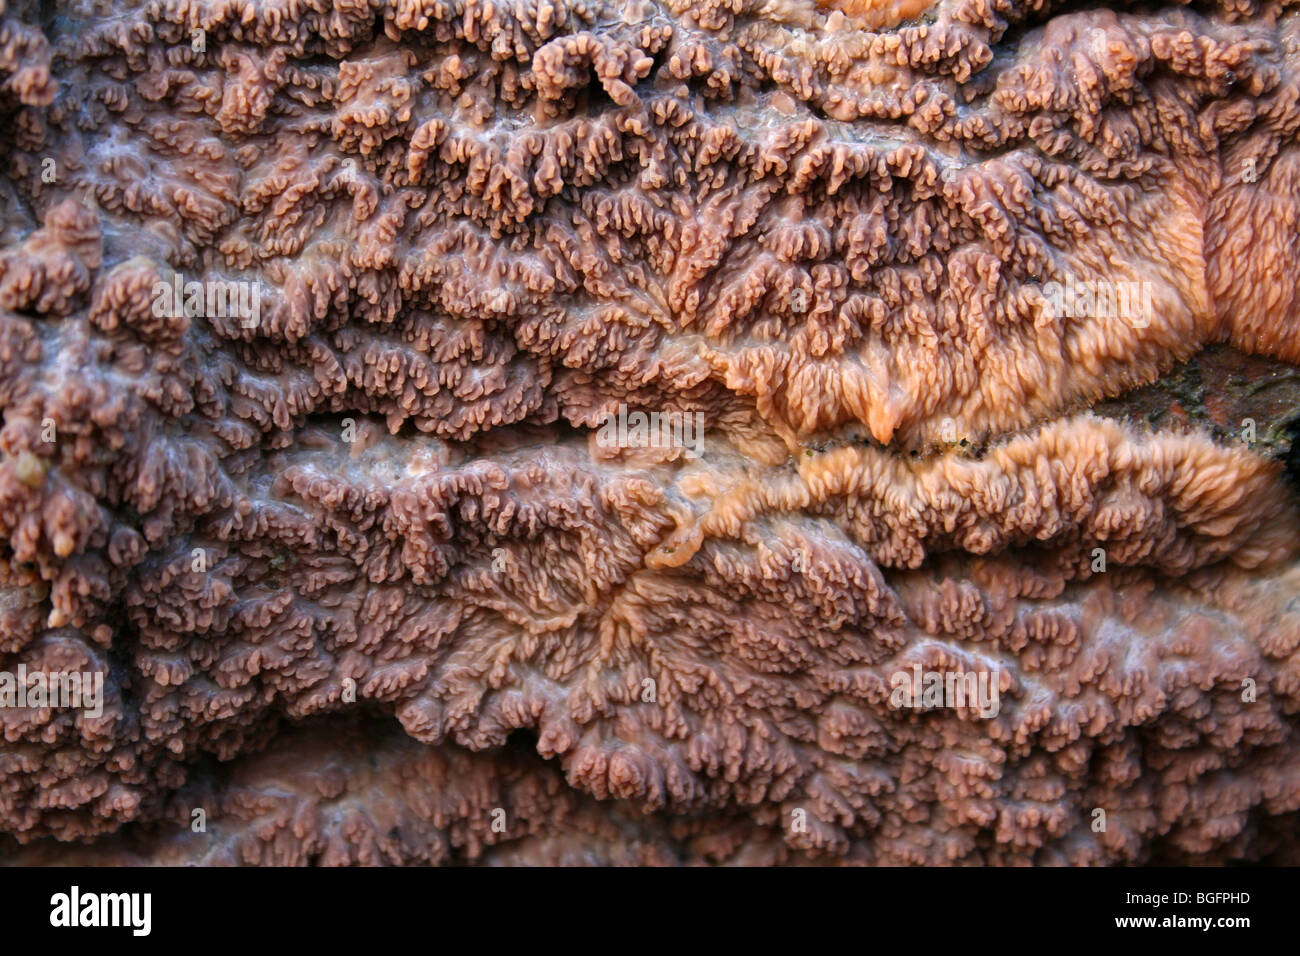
[1,0,1299,865]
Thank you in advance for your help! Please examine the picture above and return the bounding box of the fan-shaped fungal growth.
[1,0,1299,865]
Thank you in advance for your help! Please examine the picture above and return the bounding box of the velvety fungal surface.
[1,0,1299,865]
